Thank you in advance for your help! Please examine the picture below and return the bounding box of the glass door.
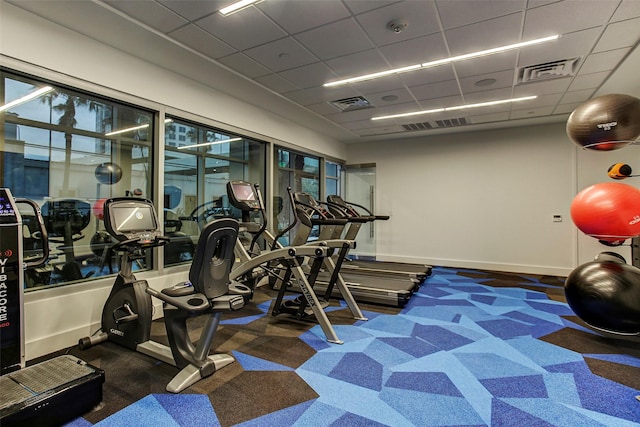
[345,164,376,260]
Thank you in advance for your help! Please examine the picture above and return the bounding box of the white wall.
[347,122,634,276]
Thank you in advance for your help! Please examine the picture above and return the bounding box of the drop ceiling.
[7,0,640,143]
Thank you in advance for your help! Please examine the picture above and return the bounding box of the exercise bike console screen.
[105,198,161,241]
[227,181,260,211]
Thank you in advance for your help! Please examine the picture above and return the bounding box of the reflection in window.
[325,160,343,199]
[1,70,154,291]
[163,117,265,267]
[274,147,320,244]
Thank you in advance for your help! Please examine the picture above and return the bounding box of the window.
[325,160,343,199]
[1,69,155,290]
[274,147,320,243]
[163,117,265,267]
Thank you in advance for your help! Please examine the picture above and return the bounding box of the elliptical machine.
[79,197,250,393]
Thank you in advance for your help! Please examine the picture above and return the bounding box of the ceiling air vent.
[402,122,433,131]
[517,58,580,84]
[401,118,467,131]
[436,117,467,128]
[330,96,373,112]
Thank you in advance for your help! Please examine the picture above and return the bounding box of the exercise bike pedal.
[113,303,139,324]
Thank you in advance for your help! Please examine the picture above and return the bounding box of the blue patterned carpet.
[67,267,640,426]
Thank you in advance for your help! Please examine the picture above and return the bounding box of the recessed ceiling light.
[475,78,497,87]
[381,95,399,102]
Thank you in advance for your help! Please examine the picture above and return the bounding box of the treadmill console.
[103,198,162,242]
[227,181,260,211]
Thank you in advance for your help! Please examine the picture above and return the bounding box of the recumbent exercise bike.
[79,197,251,393]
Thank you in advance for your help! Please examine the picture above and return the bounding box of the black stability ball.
[566,94,640,151]
[95,162,123,185]
[564,261,640,334]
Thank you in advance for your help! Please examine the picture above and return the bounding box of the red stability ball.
[570,182,640,241]
[566,94,640,151]
[92,198,107,220]
[565,261,640,334]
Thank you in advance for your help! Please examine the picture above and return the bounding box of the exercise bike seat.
[151,218,251,312]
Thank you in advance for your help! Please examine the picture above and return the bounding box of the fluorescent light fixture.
[324,35,559,87]
[0,86,54,112]
[178,137,242,150]
[105,123,149,136]
[324,64,422,87]
[421,35,559,69]
[105,119,172,136]
[371,96,537,121]
[219,0,263,16]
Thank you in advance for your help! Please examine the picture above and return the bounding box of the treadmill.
[326,195,432,282]
[291,192,420,307]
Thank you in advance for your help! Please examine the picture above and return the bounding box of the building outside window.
[163,117,265,267]
[1,69,154,290]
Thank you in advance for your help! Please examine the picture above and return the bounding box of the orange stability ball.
[570,182,640,243]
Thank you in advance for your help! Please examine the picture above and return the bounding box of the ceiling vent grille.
[402,122,433,131]
[517,58,580,83]
[402,117,467,131]
[330,96,373,112]
[435,117,467,128]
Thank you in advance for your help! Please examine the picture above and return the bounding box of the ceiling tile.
[579,48,630,74]
[350,75,408,94]
[361,87,415,107]
[409,79,461,101]
[278,62,339,89]
[459,69,515,94]
[567,71,609,92]
[514,78,572,97]
[104,0,188,33]
[398,65,457,87]
[526,93,564,107]
[523,0,619,38]
[594,17,640,52]
[255,73,300,93]
[295,18,375,60]
[445,13,524,56]
[378,33,448,68]
[325,49,389,79]
[517,28,601,67]
[326,107,379,124]
[469,111,510,124]
[195,6,287,50]
[355,1,440,46]
[244,37,318,72]
[343,0,399,15]
[418,94,465,110]
[554,102,583,115]
[560,89,596,104]
[168,24,236,59]
[258,0,351,33]
[510,106,555,119]
[159,0,224,21]
[286,85,360,106]
[611,0,640,21]
[454,51,517,79]
[436,0,526,30]
[306,102,343,115]
[217,53,272,78]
